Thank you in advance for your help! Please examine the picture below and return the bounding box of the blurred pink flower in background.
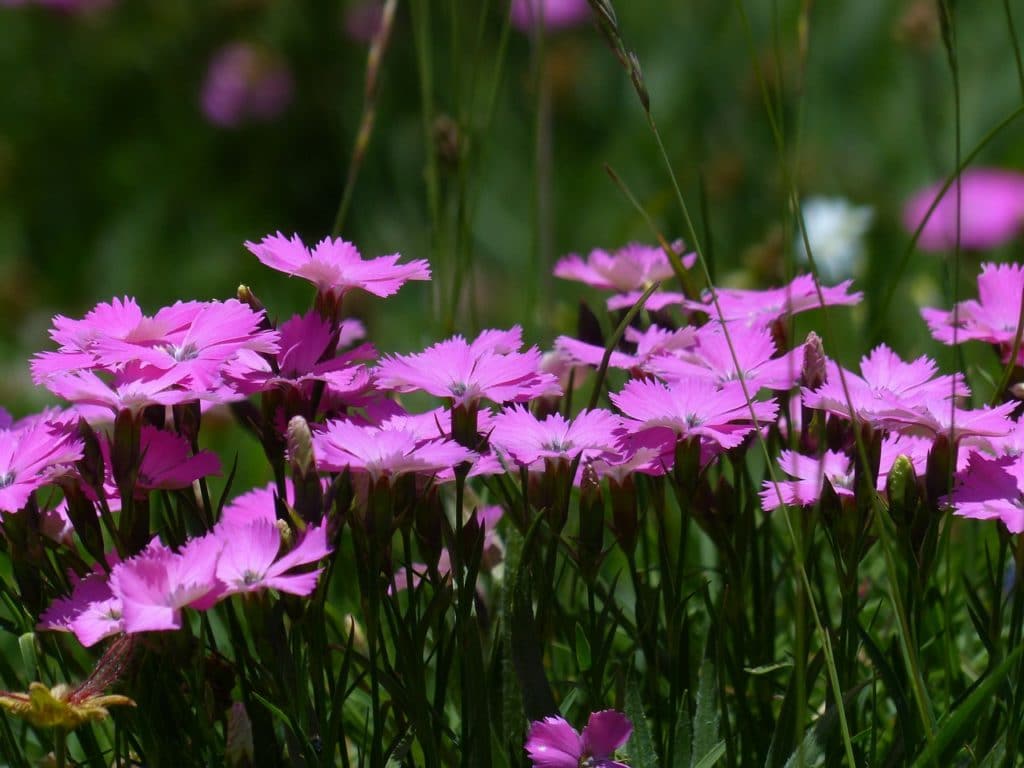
[1,0,112,13]
[344,1,384,43]
[903,167,1024,251]
[510,0,591,32]
[200,42,294,128]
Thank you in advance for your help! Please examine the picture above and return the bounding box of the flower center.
[0,471,15,489]
[242,570,262,586]
[449,382,467,397]
[165,343,200,362]
[544,439,574,453]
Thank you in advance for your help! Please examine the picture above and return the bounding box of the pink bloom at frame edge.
[903,168,1024,252]
[525,710,632,768]
[510,0,591,31]
[245,232,430,300]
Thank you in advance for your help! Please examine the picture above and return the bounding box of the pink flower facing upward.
[903,168,1024,252]
[554,241,697,311]
[489,406,623,469]
[376,327,561,409]
[245,232,430,307]
[510,0,592,32]
[922,263,1024,364]
[313,419,476,483]
[611,377,778,453]
[646,324,804,392]
[802,344,967,428]
[0,419,83,513]
[525,710,632,768]
[686,274,862,329]
[201,42,294,128]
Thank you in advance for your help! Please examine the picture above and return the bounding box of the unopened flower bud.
[226,702,255,767]
[886,454,919,527]
[610,476,638,556]
[287,416,315,479]
[340,613,368,655]
[577,463,605,584]
[801,332,826,390]
[74,418,105,495]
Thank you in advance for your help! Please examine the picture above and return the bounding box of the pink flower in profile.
[802,345,966,427]
[872,399,1017,445]
[554,241,696,311]
[525,710,632,768]
[760,450,854,512]
[555,325,697,372]
[921,263,1024,364]
[611,377,778,451]
[903,168,1024,252]
[201,42,293,128]
[687,274,861,328]
[0,419,82,513]
[38,568,124,648]
[314,420,475,482]
[489,406,622,468]
[214,520,331,597]
[646,325,804,392]
[44,367,198,416]
[245,232,430,302]
[510,0,592,31]
[946,452,1024,533]
[110,537,224,633]
[376,327,561,407]
[226,310,374,397]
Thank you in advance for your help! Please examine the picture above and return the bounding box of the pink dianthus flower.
[489,406,623,468]
[687,274,861,329]
[525,710,632,768]
[201,42,293,128]
[0,418,83,513]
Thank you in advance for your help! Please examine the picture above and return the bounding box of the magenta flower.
[870,399,1017,445]
[38,568,124,648]
[687,274,862,328]
[201,42,293,128]
[510,0,591,31]
[109,537,224,633]
[646,325,804,392]
[489,406,623,468]
[45,367,198,416]
[555,241,696,311]
[0,419,82,513]
[946,452,1024,533]
[245,232,430,302]
[525,710,632,768]
[760,450,854,512]
[376,328,561,408]
[314,420,476,482]
[214,520,330,597]
[91,300,279,390]
[921,263,1024,363]
[903,168,1024,252]
[219,481,287,529]
[226,310,374,397]
[611,377,778,451]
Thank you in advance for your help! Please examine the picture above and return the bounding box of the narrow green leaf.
[575,622,592,671]
[690,660,719,768]
[910,646,1023,768]
[692,741,726,768]
[671,692,692,768]
[625,678,659,768]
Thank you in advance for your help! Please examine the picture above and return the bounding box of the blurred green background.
[0,0,1022,412]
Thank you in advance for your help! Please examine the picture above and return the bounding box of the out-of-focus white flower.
[795,197,874,280]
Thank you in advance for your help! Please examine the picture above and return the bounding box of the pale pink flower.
[687,274,862,328]
[314,420,475,482]
[555,241,696,310]
[245,232,430,301]
[921,263,1024,364]
[525,710,632,768]
[215,520,330,597]
[611,377,778,451]
[201,43,293,128]
[45,367,198,415]
[376,327,560,407]
[903,168,1024,252]
[760,450,854,512]
[646,324,804,391]
[489,406,622,468]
